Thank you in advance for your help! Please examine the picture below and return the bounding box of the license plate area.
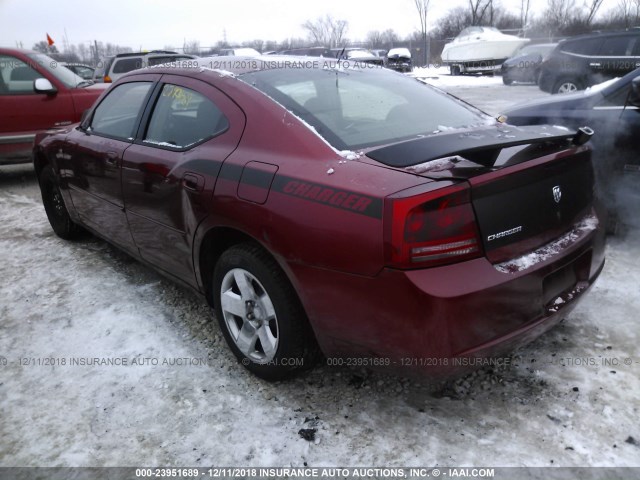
[542,250,591,307]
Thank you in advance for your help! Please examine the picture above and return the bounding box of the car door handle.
[182,173,204,192]
[105,151,119,166]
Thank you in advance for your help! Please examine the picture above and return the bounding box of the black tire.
[502,75,514,85]
[552,77,582,94]
[39,165,83,240]
[450,65,461,76]
[213,243,320,381]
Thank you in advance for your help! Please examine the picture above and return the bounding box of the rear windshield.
[240,67,492,150]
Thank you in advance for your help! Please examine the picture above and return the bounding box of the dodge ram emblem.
[553,185,562,204]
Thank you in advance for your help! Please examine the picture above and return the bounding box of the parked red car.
[33,57,606,380]
[0,48,107,165]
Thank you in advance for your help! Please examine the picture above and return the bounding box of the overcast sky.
[0,0,599,51]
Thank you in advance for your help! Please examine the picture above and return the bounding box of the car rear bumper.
[289,210,606,377]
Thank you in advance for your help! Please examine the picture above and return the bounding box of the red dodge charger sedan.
[33,57,606,380]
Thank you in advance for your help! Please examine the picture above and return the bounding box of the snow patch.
[495,214,599,273]
[405,156,463,174]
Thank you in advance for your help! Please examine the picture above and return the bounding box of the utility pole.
[94,40,99,65]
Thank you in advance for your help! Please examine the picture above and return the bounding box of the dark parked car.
[538,30,640,94]
[501,43,556,85]
[332,48,384,66]
[61,63,95,80]
[503,68,640,231]
[0,48,107,165]
[280,47,333,57]
[386,48,413,73]
[34,57,605,380]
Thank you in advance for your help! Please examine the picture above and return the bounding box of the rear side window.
[144,84,229,148]
[90,82,152,139]
[599,36,633,56]
[561,38,603,55]
[112,57,143,74]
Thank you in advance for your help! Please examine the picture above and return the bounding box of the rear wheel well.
[198,228,271,307]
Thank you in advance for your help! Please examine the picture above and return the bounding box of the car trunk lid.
[367,125,595,264]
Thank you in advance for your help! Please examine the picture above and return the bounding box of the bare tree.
[331,19,349,47]
[583,0,605,24]
[302,15,349,48]
[77,44,89,63]
[468,0,494,25]
[616,0,640,27]
[183,40,200,55]
[433,6,473,39]
[243,39,265,52]
[367,30,384,49]
[543,0,576,32]
[381,29,400,48]
[32,41,59,54]
[415,0,431,66]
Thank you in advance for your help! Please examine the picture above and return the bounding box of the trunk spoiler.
[366,125,593,168]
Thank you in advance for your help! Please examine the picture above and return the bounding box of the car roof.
[138,55,377,77]
[559,29,640,43]
[0,47,39,55]
[61,62,94,67]
[113,50,181,58]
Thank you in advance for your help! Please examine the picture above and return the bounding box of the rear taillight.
[384,183,483,269]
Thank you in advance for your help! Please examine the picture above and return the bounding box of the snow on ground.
[411,66,550,115]
[411,66,504,88]
[1,81,639,470]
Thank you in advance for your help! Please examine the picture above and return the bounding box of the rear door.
[64,75,158,252]
[121,74,246,284]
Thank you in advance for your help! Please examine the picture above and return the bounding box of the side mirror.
[34,78,57,95]
[629,76,640,107]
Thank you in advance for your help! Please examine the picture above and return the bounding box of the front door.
[65,77,157,251]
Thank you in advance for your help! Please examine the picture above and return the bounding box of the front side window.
[0,55,42,95]
[144,84,229,148]
[90,82,152,139]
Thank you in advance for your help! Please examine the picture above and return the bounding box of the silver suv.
[93,50,196,83]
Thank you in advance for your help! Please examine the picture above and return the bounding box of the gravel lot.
[1,75,639,471]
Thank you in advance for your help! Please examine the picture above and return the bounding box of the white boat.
[441,26,529,74]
